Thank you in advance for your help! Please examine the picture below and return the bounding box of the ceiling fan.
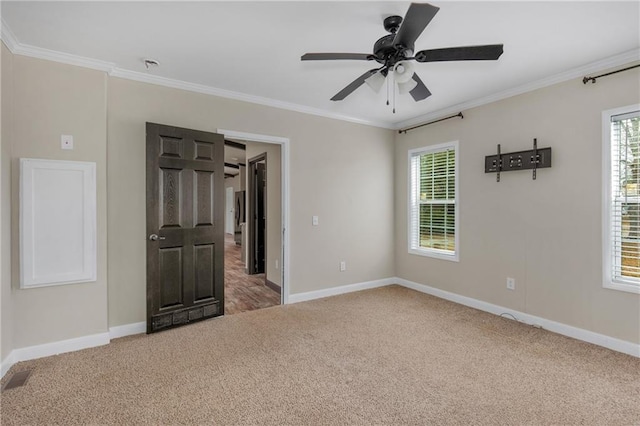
[301,2,504,109]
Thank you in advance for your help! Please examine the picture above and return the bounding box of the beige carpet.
[1,285,639,425]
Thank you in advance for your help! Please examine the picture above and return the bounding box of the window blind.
[610,110,640,285]
[409,143,457,259]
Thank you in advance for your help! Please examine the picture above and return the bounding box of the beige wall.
[4,53,108,348]
[107,77,395,327]
[1,44,13,360]
[246,141,282,287]
[395,66,640,344]
[5,42,635,355]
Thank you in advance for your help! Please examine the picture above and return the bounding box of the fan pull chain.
[386,74,390,106]
[392,72,396,114]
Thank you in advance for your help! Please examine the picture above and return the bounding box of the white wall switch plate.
[61,135,74,150]
[312,215,319,226]
[340,261,346,272]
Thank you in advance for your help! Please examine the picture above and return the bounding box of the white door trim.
[217,129,290,304]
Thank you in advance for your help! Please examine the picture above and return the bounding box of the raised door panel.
[194,244,215,301]
[194,170,214,226]
[159,168,183,229]
[194,140,214,161]
[159,247,183,309]
[160,136,184,159]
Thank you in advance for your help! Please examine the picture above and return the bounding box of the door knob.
[149,234,166,241]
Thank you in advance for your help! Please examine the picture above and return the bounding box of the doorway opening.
[222,136,284,315]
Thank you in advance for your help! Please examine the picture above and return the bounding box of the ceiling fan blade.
[409,73,431,101]
[415,44,504,62]
[301,53,373,61]
[393,3,440,50]
[331,69,378,101]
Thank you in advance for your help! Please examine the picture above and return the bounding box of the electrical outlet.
[506,277,515,290]
[275,260,279,270]
[312,215,319,226]
[340,261,346,272]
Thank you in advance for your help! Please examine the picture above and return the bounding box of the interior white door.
[225,186,234,235]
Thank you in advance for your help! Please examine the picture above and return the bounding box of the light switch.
[61,135,74,150]
[312,215,319,226]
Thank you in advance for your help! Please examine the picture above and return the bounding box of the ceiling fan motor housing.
[373,33,412,66]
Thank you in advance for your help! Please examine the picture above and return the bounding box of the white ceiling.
[2,1,639,128]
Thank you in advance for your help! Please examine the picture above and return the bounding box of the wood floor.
[224,234,280,315]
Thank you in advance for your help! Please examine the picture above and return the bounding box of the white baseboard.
[12,332,111,363]
[1,351,16,378]
[1,331,111,379]
[109,321,146,339]
[396,278,640,358]
[288,277,396,304]
[1,322,147,379]
[2,277,636,380]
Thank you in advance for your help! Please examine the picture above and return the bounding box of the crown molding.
[3,17,638,132]
[0,19,392,129]
[395,48,640,130]
[108,67,393,129]
[1,19,116,73]
[0,18,19,52]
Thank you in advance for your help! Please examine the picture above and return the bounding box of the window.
[603,105,640,294]
[408,141,458,261]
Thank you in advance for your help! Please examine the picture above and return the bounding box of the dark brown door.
[247,154,267,275]
[234,190,245,244]
[254,162,266,273]
[146,123,224,333]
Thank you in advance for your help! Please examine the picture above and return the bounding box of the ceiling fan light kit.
[301,2,504,113]
[398,78,418,95]
[365,71,386,93]
[394,61,415,84]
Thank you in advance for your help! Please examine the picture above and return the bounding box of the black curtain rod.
[583,64,640,85]
[398,112,463,134]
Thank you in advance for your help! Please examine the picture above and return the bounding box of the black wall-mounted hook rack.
[496,144,501,182]
[485,138,551,181]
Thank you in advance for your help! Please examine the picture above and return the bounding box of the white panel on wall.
[20,158,97,288]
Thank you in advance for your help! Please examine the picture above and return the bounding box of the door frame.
[247,152,267,277]
[217,129,290,305]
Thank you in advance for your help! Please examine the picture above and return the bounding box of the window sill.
[409,248,459,262]
[604,281,640,294]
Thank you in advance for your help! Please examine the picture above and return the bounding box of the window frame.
[407,141,459,262]
[602,104,640,294]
